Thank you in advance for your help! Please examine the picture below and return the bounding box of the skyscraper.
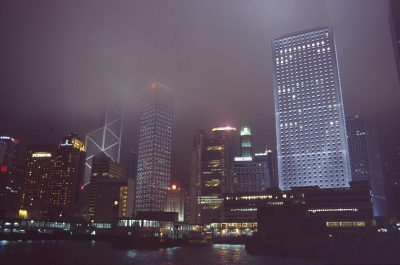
[135,83,174,212]
[240,124,252,157]
[22,145,59,218]
[346,116,387,216]
[84,101,123,185]
[389,0,400,85]
[272,27,351,190]
[87,152,124,221]
[21,132,86,220]
[190,127,235,224]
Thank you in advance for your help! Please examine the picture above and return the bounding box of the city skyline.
[1,1,399,189]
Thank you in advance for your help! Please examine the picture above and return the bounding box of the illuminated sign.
[61,139,73,146]
[212,127,236,132]
[0,136,15,142]
[234,157,253,161]
[1,165,7,173]
[240,126,251,136]
[32,152,52,158]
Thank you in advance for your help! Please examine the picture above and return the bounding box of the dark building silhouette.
[87,152,124,222]
[0,135,19,168]
[346,116,387,216]
[389,0,400,85]
[0,166,24,218]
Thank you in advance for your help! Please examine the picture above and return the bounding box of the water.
[0,240,327,265]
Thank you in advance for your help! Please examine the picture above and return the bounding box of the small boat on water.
[187,231,212,246]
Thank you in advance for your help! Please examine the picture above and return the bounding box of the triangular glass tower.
[84,101,123,185]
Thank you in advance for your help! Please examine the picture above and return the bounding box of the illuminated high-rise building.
[53,132,86,219]
[190,127,235,224]
[84,100,123,185]
[135,83,174,212]
[22,145,59,218]
[272,27,351,190]
[346,116,387,216]
[21,132,86,220]
[240,124,252,157]
[0,165,24,216]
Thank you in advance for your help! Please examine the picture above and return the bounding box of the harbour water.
[0,240,328,265]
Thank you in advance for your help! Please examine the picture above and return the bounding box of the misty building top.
[276,26,329,40]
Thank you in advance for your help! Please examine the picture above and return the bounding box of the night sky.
[1,0,399,188]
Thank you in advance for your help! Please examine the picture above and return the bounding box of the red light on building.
[151,84,157,89]
[14,139,19,144]
[81,185,84,190]
[172,185,177,190]
[1,165,8,173]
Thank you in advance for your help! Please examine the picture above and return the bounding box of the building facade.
[21,132,86,220]
[389,0,400,86]
[272,27,351,191]
[84,101,123,185]
[240,124,252,157]
[0,166,24,216]
[0,136,19,168]
[190,127,235,224]
[346,116,387,216]
[94,178,134,222]
[231,157,270,193]
[87,152,124,221]
[135,83,174,213]
[164,185,186,222]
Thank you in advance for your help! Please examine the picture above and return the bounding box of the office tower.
[164,184,185,222]
[87,152,123,221]
[53,132,86,219]
[22,145,59,218]
[135,83,174,213]
[240,124,252,157]
[388,146,400,219]
[0,135,19,168]
[389,0,400,85]
[0,165,24,216]
[21,132,87,220]
[84,101,123,185]
[272,27,351,190]
[389,146,400,186]
[232,155,270,193]
[127,151,138,181]
[267,148,279,188]
[190,127,235,224]
[346,116,387,216]
[94,178,134,222]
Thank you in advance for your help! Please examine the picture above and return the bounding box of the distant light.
[151,84,157,89]
[114,200,119,206]
[81,185,84,190]
[172,185,177,190]
[1,165,7,173]
[212,127,236,132]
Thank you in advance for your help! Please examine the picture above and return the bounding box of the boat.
[186,231,212,246]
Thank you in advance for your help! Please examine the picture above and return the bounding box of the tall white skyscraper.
[135,83,173,212]
[272,27,351,190]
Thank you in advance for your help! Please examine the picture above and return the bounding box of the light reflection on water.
[0,240,328,265]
